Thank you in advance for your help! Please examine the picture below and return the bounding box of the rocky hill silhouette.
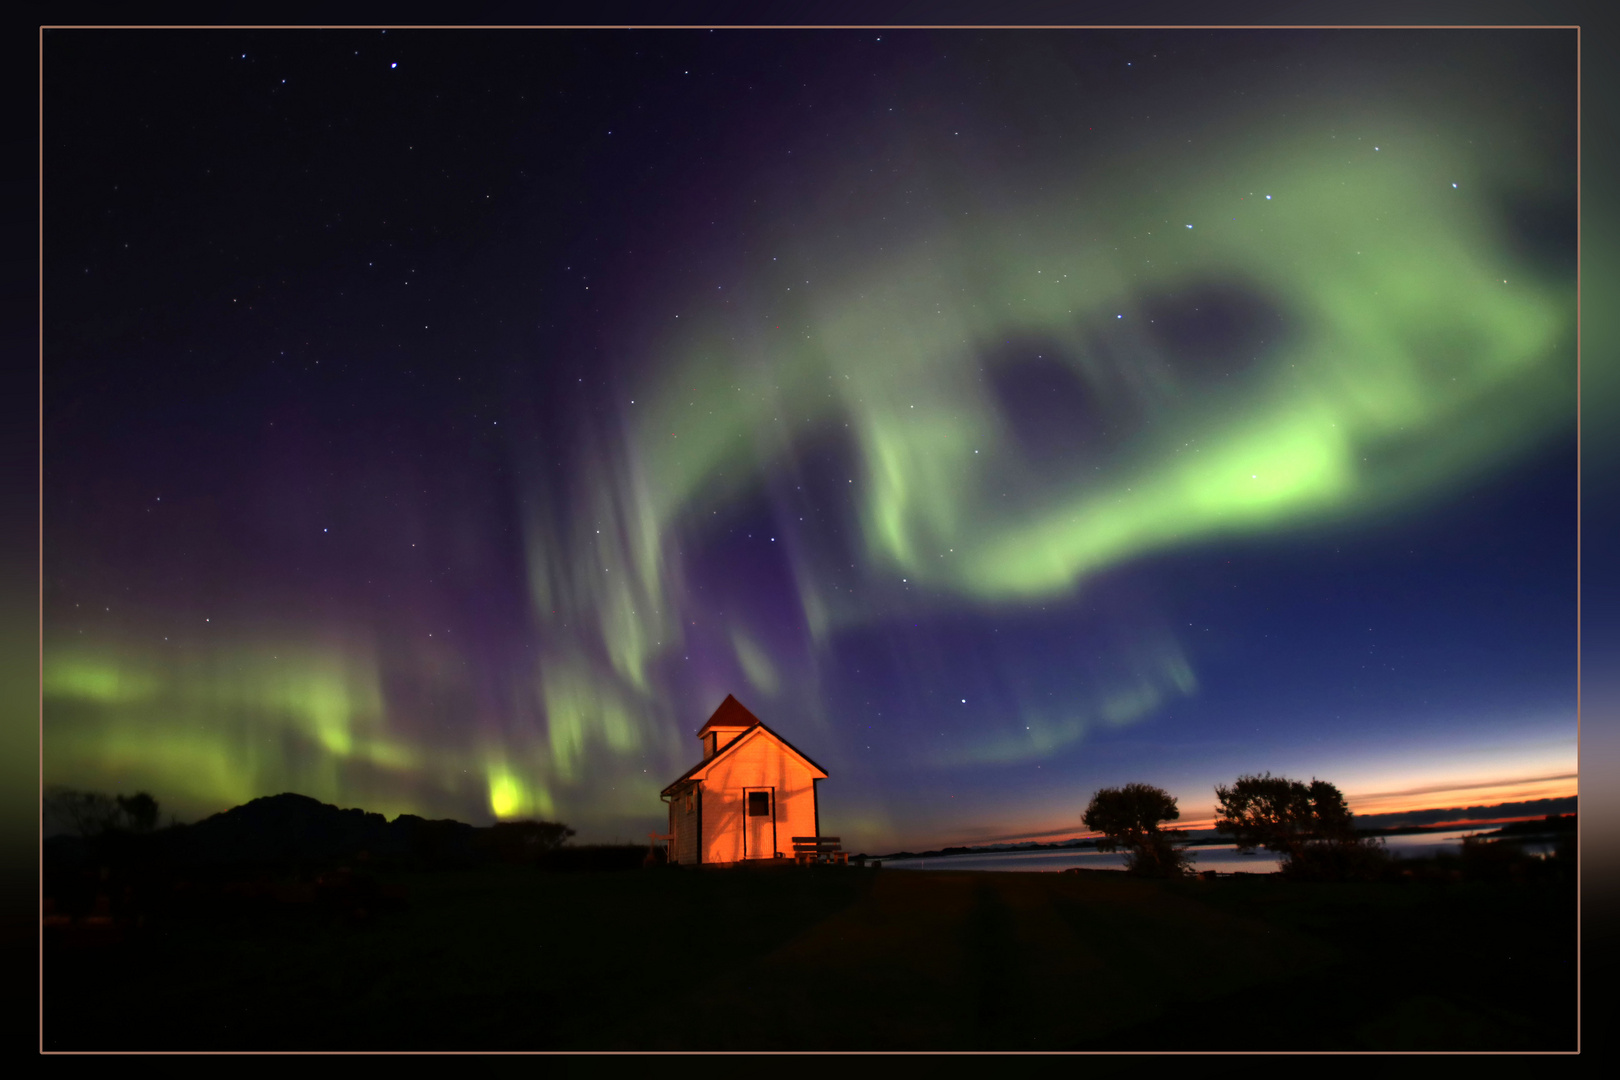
[45,792,484,870]
[175,792,481,865]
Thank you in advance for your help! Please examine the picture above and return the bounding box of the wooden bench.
[791,836,846,865]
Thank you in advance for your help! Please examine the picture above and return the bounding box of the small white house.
[660,695,828,865]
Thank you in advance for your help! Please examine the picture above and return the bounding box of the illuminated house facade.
[660,695,828,865]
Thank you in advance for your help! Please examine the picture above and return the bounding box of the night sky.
[43,28,1577,850]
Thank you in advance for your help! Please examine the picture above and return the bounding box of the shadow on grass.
[44,864,1576,1051]
[44,864,875,1051]
[1074,874,1574,1050]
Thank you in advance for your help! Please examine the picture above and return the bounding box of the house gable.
[710,724,827,780]
[668,722,828,790]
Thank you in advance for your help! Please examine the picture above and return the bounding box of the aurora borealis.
[43,29,1577,850]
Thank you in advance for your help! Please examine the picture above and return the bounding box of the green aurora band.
[45,78,1573,836]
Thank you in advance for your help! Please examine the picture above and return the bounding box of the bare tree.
[45,787,122,837]
[46,787,162,836]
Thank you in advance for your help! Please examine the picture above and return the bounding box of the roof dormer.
[697,693,761,759]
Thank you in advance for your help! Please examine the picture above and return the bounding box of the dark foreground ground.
[43,865,1576,1051]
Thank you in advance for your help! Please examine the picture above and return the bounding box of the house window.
[685,790,694,814]
[748,791,771,817]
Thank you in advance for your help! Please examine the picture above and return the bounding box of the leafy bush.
[1281,837,1392,882]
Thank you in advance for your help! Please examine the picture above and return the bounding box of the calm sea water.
[879,829,1557,873]
[881,844,1281,874]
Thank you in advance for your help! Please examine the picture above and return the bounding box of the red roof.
[696,693,763,737]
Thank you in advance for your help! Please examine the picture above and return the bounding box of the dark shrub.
[1124,833,1195,879]
[479,820,576,864]
[1459,835,1537,882]
[535,845,649,873]
[1280,837,1393,882]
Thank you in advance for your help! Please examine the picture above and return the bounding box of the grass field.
[43,864,1577,1051]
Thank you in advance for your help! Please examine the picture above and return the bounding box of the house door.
[744,787,775,859]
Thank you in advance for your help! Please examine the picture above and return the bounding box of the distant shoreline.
[868,810,1575,863]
